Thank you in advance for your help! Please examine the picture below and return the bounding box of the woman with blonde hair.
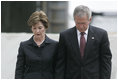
[15,11,58,79]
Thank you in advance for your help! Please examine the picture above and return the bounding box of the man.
[55,5,112,79]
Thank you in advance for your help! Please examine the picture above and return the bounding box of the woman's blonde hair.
[27,11,49,29]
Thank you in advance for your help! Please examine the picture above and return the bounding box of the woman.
[15,11,58,79]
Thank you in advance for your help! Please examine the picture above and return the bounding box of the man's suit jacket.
[55,25,112,79]
[15,35,58,79]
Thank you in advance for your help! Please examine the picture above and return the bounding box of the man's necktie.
[80,32,86,58]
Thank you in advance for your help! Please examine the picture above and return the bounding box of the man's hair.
[27,10,49,29]
[73,5,92,20]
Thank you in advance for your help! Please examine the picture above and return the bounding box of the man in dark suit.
[55,5,112,79]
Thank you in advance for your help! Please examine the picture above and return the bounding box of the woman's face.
[31,21,46,38]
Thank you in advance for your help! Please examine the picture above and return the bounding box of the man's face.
[74,16,91,32]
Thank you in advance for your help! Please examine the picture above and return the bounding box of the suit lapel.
[69,26,95,63]
[84,26,95,59]
[70,27,82,62]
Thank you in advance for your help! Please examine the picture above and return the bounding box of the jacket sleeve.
[100,31,112,79]
[15,42,25,79]
[54,33,65,79]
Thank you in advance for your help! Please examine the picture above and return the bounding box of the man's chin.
[78,29,85,32]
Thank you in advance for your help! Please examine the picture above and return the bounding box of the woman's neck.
[33,35,45,46]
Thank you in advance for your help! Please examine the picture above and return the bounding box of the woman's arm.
[15,42,25,79]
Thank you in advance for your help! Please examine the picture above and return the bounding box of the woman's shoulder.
[20,36,33,46]
[45,35,58,44]
[50,39,58,45]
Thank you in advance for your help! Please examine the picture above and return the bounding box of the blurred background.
[1,0,117,79]
[1,1,68,33]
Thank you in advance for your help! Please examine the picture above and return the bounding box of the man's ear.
[89,17,92,22]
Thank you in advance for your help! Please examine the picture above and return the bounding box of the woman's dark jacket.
[15,35,58,79]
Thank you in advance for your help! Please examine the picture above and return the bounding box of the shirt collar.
[28,35,54,47]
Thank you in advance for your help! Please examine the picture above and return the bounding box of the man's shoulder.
[60,27,75,35]
[90,25,107,33]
